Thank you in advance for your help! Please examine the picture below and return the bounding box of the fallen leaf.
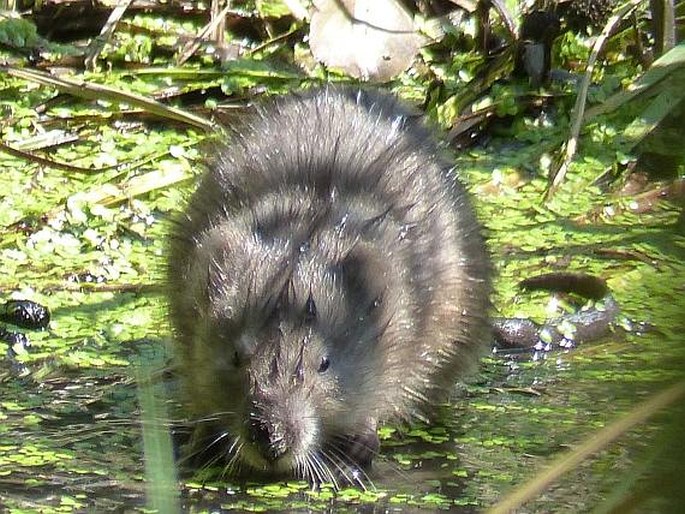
[309,0,425,81]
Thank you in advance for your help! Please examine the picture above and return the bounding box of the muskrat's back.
[168,87,491,484]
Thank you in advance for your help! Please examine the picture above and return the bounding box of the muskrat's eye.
[318,356,330,373]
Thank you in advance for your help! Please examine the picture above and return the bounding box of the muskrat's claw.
[344,420,379,468]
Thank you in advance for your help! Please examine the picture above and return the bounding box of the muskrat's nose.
[249,416,287,462]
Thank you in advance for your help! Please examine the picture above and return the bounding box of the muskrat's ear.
[304,291,317,324]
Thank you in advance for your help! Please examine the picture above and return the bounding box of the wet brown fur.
[167,87,491,483]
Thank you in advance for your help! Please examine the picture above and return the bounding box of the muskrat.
[167,87,491,485]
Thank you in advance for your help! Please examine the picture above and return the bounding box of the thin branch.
[486,380,685,514]
[545,0,646,201]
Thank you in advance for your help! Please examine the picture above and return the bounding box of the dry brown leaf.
[309,0,425,81]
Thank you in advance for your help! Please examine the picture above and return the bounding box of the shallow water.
[1,132,683,513]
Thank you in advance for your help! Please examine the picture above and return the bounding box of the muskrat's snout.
[248,410,289,463]
[243,387,320,472]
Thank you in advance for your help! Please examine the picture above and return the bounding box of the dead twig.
[546,0,646,201]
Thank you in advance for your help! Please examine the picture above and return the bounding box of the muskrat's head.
[233,306,346,476]
[176,220,390,483]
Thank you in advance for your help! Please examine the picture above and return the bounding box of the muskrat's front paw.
[344,423,380,468]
